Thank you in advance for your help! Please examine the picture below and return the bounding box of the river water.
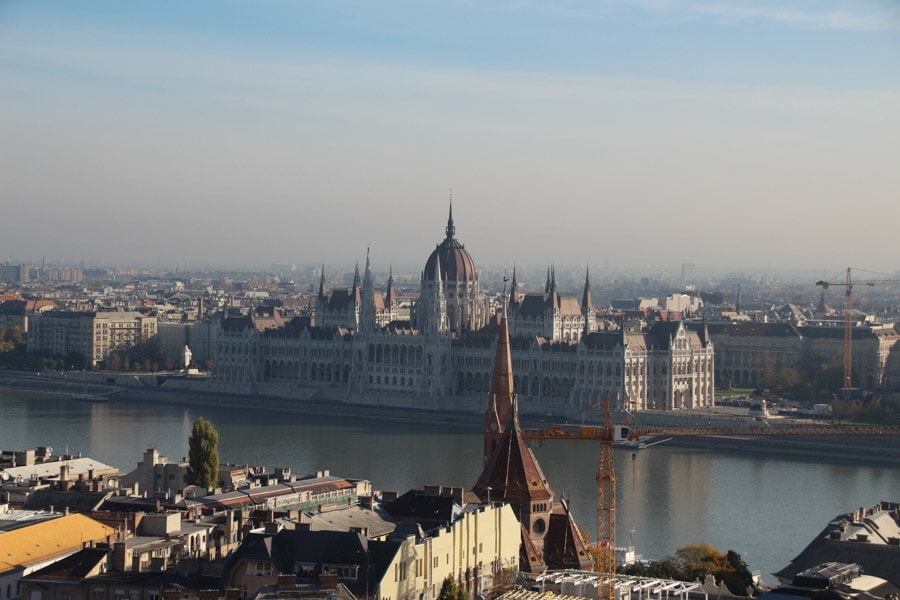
[1,388,897,584]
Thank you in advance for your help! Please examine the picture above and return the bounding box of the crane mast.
[523,405,899,597]
[596,397,616,600]
[816,267,900,400]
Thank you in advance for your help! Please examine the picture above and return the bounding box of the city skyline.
[1,1,898,272]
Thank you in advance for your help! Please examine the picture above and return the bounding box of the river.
[1,388,897,585]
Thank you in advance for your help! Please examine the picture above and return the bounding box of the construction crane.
[815,268,900,400]
[522,409,900,600]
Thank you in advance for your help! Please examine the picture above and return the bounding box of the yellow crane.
[523,408,900,600]
[815,268,900,399]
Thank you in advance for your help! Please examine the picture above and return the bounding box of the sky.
[1,0,899,275]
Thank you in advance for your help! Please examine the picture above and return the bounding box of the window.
[94,589,105,600]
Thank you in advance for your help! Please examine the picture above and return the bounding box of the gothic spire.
[582,266,593,339]
[318,265,327,301]
[386,264,396,305]
[581,266,593,311]
[509,265,519,305]
[445,196,456,240]
[351,262,361,302]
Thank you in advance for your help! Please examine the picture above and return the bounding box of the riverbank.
[2,370,898,466]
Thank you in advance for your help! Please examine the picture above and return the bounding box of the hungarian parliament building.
[209,206,716,419]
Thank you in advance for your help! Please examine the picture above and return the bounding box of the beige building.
[28,310,157,367]
[708,321,900,390]
[379,502,521,600]
[224,500,520,600]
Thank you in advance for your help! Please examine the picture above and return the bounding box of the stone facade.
[209,208,715,419]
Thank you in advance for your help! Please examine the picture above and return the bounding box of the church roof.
[544,501,593,570]
[473,421,554,505]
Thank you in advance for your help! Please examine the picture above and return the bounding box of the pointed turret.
[544,266,551,293]
[509,266,519,305]
[360,248,376,331]
[582,267,593,338]
[350,262,361,303]
[548,265,560,310]
[317,265,327,301]
[385,265,396,306]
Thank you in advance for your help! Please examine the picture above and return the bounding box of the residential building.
[707,322,900,390]
[0,514,116,600]
[27,311,157,367]
[222,498,520,600]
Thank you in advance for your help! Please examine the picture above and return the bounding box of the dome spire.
[446,190,456,240]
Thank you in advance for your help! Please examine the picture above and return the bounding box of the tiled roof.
[473,422,554,505]
[0,514,115,572]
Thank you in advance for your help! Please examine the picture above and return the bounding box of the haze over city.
[1,1,898,273]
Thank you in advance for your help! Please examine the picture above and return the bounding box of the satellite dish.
[1,472,9,481]
[46,447,53,455]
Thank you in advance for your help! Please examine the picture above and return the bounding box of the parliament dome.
[423,205,477,282]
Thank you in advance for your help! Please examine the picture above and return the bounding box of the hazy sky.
[1,1,898,274]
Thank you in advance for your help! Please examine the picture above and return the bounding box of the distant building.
[210,206,715,419]
[28,310,157,367]
[119,447,190,497]
[0,299,59,333]
[707,322,900,390]
[0,264,28,284]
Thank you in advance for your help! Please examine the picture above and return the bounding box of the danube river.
[1,388,898,584]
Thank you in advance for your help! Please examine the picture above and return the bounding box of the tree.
[437,576,469,600]
[187,417,220,488]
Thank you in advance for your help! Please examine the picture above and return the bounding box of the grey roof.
[301,506,396,538]
[774,503,900,586]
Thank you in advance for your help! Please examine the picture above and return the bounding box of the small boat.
[72,393,108,403]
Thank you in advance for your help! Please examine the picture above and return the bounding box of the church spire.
[483,309,516,464]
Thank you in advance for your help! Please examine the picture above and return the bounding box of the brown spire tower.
[482,311,516,465]
[472,304,593,573]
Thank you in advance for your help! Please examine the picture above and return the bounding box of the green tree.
[187,417,220,488]
[437,576,469,600]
